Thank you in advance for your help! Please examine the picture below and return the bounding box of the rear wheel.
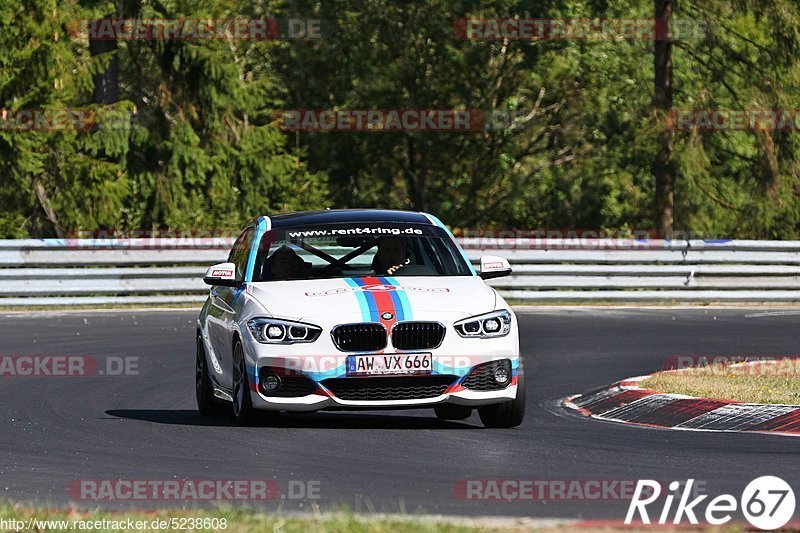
[196,335,218,416]
[434,404,472,420]
[478,363,526,428]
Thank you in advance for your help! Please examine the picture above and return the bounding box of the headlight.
[454,310,512,338]
[247,318,322,344]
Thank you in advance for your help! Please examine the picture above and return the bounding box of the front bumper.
[249,378,520,411]
[243,337,520,412]
[239,308,521,411]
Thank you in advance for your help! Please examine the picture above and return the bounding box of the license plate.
[346,353,432,376]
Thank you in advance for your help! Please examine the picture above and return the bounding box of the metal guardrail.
[0,238,799,306]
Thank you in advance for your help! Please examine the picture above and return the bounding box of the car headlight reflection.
[247,318,322,344]
[454,310,512,338]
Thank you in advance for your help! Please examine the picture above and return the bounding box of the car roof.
[265,209,435,228]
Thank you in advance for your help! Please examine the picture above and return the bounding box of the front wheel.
[232,340,259,426]
[477,362,526,428]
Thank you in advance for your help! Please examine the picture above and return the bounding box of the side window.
[228,227,255,281]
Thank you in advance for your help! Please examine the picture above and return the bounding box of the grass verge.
[640,360,800,405]
[0,503,761,532]
[0,505,488,533]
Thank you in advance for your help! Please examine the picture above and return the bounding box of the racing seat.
[256,248,312,281]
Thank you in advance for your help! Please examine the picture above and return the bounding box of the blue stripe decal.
[233,217,269,307]
[246,363,259,390]
[393,280,414,320]
[245,217,269,283]
[345,278,374,322]
[306,363,348,381]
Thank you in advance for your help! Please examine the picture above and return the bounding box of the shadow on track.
[105,409,479,430]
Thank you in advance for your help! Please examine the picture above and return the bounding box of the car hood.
[246,276,497,323]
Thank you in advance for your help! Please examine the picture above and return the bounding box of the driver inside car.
[372,236,411,275]
[268,246,309,280]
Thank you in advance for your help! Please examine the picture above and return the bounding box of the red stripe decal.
[360,276,398,330]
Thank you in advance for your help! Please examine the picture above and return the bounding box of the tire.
[434,404,472,420]
[232,339,259,426]
[196,335,219,416]
[477,363,526,428]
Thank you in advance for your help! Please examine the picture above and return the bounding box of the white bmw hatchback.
[196,209,525,427]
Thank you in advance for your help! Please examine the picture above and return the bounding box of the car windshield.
[252,223,473,281]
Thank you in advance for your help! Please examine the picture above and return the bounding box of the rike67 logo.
[626,476,796,530]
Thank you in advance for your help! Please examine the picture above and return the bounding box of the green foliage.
[1,0,798,237]
[0,0,326,236]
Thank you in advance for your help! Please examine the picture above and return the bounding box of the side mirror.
[203,262,240,287]
[479,255,512,280]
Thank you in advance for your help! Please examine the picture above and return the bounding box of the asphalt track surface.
[1,307,798,521]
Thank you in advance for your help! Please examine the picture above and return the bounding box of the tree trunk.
[89,35,119,104]
[32,179,65,238]
[654,0,675,238]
